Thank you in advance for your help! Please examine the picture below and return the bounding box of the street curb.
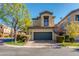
[66,46,79,48]
[4,44,51,48]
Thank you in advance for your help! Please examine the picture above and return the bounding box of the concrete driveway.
[0,45,79,56]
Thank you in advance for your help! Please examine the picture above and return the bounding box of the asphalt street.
[0,45,79,56]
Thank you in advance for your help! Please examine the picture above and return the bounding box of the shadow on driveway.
[74,48,79,52]
[52,44,62,49]
[34,40,54,44]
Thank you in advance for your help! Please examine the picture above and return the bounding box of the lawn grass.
[60,42,79,47]
[5,41,25,46]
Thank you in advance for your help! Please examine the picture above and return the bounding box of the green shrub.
[56,36,65,43]
[60,43,79,46]
[65,35,70,42]
[69,37,75,43]
[4,36,11,38]
[17,34,27,42]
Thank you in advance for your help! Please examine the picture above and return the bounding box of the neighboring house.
[56,8,79,34]
[0,24,11,37]
[29,11,56,41]
[2,9,79,40]
[0,24,4,37]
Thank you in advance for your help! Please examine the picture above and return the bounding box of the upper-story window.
[75,15,79,21]
[61,23,65,30]
[44,16,49,26]
[68,16,71,24]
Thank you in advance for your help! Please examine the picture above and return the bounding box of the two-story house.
[0,24,12,37]
[57,8,79,35]
[29,11,55,41]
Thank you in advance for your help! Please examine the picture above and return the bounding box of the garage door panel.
[34,32,52,40]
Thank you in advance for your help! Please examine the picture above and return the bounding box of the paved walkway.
[4,44,51,48]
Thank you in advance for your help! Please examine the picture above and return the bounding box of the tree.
[0,24,3,37]
[18,7,32,33]
[0,3,31,44]
[65,22,79,38]
[18,18,32,33]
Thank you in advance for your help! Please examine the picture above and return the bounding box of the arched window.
[44,16,49,26]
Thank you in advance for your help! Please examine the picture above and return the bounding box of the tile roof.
[40,10,53,15]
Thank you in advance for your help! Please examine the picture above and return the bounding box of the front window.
[75,15,79,21]
[44,16,49,26]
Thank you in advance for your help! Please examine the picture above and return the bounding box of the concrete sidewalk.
[4,44,50,48]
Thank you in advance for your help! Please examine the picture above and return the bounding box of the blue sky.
[0,3,79,24]
[26,3,79,24]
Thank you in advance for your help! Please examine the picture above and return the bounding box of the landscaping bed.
[5,41,25,46]
[56,35,79,47]
[5,34,31,46]
[60,43,79,47]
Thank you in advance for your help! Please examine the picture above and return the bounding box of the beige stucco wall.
[32,13,55,27]
[70,11,79,22]
[57,18,67,27]
[32,18,41,26]
[58,10,79,27]
[41,13,55,27]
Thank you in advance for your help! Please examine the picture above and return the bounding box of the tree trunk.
[11,19,14,38]
[14,27,17,44]
[13,19,18,44]
[10,28,13,37]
